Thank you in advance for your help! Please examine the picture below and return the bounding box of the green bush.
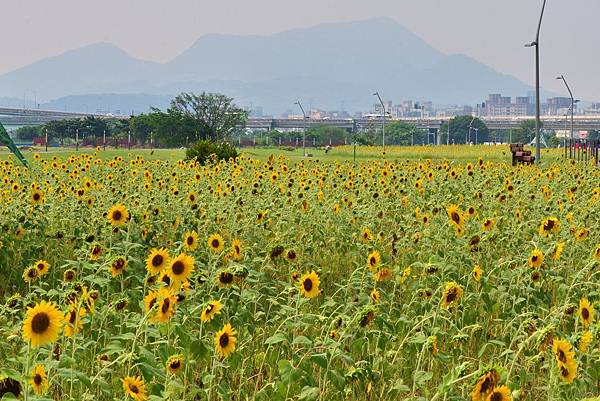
[185,140,238,164]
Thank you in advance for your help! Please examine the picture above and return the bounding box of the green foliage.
[15,126,42,141]
[185,140,239,164]
[439,116,489,144]
[511,119,538,144]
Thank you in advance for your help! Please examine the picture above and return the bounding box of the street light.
[525,0,547,164]
[556,75,576,145]
[373,92,386,152]
[294,101,307,157]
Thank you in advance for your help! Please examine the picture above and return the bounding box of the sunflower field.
[1,149,600,401]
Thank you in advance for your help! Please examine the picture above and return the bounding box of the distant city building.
[544,97,572,115]
[480,93,529,117]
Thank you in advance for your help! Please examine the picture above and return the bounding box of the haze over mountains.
[0,17,538,115]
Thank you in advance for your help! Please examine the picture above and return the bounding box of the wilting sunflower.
[63,269,76,282]
[109,256,128,278]
[576,227,589,241]
[207,233,225,253]
[155,287,177,323]
[22,300,63,347]
[370,288,380,303]
[552,242,565,261]
[578,331,593,353]
[528,249,544,268]
[0,376,22,398]
[216,270,235,288]
[166,355,184,375]
[482,218,495,232]
[539,217,560,237]
[64,304,86,337]
[594,244,600,261]
[146,248,169,275]
[107,204,129,227]
[214,323,237,359]
[167,253,195,284]
[228,239,243,261]
[472,265,483,282]
[122,376,148,401]
[579,298,595,328]
[29,364,48,396]
[367,251,381,272]
[34,260,50,276]
[182,231,199,251]
[471,369,500,401]
[484,386,512,401]
[200,300,223,323]
[373,267,393,282]
[441,281,463,309]
[446,204,465,229]
[299,271,320,298]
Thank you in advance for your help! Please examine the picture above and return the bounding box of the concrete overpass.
[0,107,120,126]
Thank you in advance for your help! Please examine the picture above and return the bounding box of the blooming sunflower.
[207,233,225,253]
[552,242,565,261]
[34,260,50,276]
[229,239,243,261]
[482,218,495,232]
[367,251,381,272]
[299,271,320,298]
[579,298,595,328]
[29,364,48,396]
[30,189,44,205]
[484,386,512,401]
[557,357,578,384]
[144,290,159,320]
[539,217,560,237]
[22,301,63,347]
[446,204,465,229]
[64,304,86,337]
[146,248,169,276]
[183,231,199,251]
[576,228,589,241]
[109,256,128,278]
[472,265,483,282]
[155,287,177,323]
[370,288,380,303]
[594,244,600,261]
[578,331,593,353]
[214,323,237,359]
[166,355,184,375]
[122,376,148,401]
[22,266,39,283]
[361,228,373,242]
[552,339,575,366]
[528,249,544,268]
[200,300,223,323]
[441,281,463,309]
[167,253,195,284]
[107,204,129,227]
[470,369,499,401]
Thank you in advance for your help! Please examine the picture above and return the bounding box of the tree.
[512,120,538,144]
[439,116,489,144]
[305,125,348,146]
[169,92,247,142]
[129,114,155,145]
[384,121,425,145]
[15,126,42,141]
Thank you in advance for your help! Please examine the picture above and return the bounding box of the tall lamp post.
[556,75,576,144]
[525,0,547,164]
[373,92,386,152]
[294,101,307,157]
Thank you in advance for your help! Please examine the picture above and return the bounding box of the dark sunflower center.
[560,365,569,377]
[152,254,163,267]
[582,308,590,320]
[31,312,50,334]
[303,278,313,292]
[369,257,376,266]
[219,333,230,348]
[114,259,125,269]
[212,239,220,249]
[69,310,77,324]
[28,269,37,278]
[187,237,194,245]
[451,212,460,224]
[544,220,554,230]
[220,272,233,284]
[172,261,185,275]
[161,299,170,314]
[112,210,122,221]
[490,392,503,401]
[148,298,157,310]
[480,376,492,393]
[65,271,74,280]
[532,256,538,262]
[33,374,42,386]
[206,304,214,313]
[129,384,139,394]
[170,360,181,369]
[33,193,40,201]
[37,263,44,270]
[557,349,567,363]
[446,289,457,303]
[235,245,240,254]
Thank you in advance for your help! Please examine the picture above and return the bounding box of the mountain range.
[0,17,540,115]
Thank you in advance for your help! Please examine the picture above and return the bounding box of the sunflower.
[109,256,128,278]
[441,281,463,309]
[146,248,170,275]
[576,228,589,241]
[155,287,177,323]
[367,251,381,272]
[361,228,373,242]
[579,298,595,328]
[63,269,76,282]
[528,249,544,268]
[299,271,320,298]
[22,266,39,283]
[183,231,199,251]
[482,218,495,232]
[594,244,600,261]
[165,253,194,285]
[471,369,499,401]
[89,244,103,261]
[472,265,483,282]
[29,364,48,396]
[370,288,380,303]
[122,376,148,401]
[107,204,129,227]
[539,217,560,237]
[22,301,63,347]
[30,189,45,205]
[207,233,225,253]
[216,270,235,288]
[64,304,86,337]
[552,242,565,261]
[166,355,184,375]
[228,239,243,261]
[34,260,50,276]
[144,290,159,319]
[214,323,237,359]
[484,386,512,401]
[578,331,593,353]
[552,339,575,366]
[0,376,21,398]
[200,300,223,323]
[557,358,578,384]
[446,204,465,228]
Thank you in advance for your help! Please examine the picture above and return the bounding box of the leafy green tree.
[169,92,247,142]
[439,116,489,144]
[15,126,42,141]
[384,121,425,145]
[129,114,155,145]
[511,120,538,144]
[305,125,348,146]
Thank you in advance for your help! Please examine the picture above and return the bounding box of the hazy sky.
[1,0,598,101]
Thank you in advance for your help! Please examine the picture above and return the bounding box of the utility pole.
[103,129,106,151]
[45,128,48,152]
[556,75,576,144]
[525,0,547,164]
[294,101,308,157]
[76,129,79,151]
